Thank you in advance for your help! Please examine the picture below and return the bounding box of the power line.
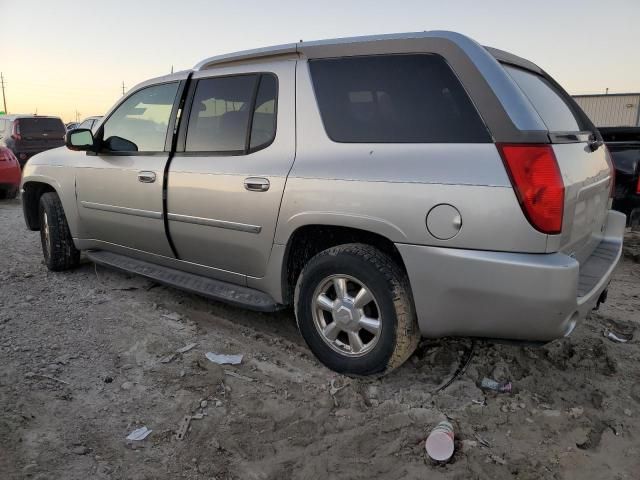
[1,72,7,113]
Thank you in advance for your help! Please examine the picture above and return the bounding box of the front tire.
[39,192,80,271]
[295,243,420,376]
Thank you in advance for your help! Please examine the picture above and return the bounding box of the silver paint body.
[21,31,624,341]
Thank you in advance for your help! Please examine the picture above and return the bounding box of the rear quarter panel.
[276,60,548,253]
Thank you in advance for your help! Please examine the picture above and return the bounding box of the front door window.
[101,83,179,152]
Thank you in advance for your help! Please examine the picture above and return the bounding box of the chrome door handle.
[244,177,270,192]
[138,171,156,183]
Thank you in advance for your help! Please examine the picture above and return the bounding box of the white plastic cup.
[425,421,455,462]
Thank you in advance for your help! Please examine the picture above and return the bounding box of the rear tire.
[295,243,420,376]
[39,192,80,271]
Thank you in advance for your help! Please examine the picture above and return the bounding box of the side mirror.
[66,128,95,151]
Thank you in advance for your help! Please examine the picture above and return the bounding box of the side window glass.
[249,75,277,151]
[185,75,257,152]
[102,83,179,152]
[309,55,490,143]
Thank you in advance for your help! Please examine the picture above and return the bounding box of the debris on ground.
[175,416,192,441]
[474,434,491,448]
[433,341,475,393]
[569,406,584,419]
[329,378,349,396]
[489,454,507,465]
[126,426,152,441]
[160,353,177,364]
[224,370,254,382]
[604,329,633,343]
[25,372,70,385]
[329,378,350,407]
[479,377,512,393]
[205,352,243,365]
[160,342,198,363]
[425,421,455,462]
[176,342,197,354]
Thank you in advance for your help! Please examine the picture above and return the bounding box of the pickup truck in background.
[600,127,640,229]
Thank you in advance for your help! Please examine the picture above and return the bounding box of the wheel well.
[22,182,56,231]
[281,225,407,305]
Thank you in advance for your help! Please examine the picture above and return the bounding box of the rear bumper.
[396,210,626,341]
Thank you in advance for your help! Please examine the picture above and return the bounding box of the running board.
[86,250,280,312]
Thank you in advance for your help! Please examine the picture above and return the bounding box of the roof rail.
[194,43,299,70]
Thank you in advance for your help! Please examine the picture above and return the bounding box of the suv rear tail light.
[11,120,22,141]
[497,144,565,235]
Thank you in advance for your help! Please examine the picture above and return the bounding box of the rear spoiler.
[484,45,602,146]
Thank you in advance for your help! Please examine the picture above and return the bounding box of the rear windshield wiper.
[588,132,603,152]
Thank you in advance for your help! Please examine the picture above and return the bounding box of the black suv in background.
[601,127,640,229]
[0,115,66,168]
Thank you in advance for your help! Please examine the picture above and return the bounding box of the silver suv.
[21,32,625,375]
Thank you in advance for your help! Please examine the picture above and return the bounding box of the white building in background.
[573,93,640,127]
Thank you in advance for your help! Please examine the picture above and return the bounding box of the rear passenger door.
[167,61,296,281]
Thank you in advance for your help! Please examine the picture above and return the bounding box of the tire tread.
[39,192,80,271]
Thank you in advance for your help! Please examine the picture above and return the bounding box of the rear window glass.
[309,54,490,143]
[19,118,65,136]
[503,66,581,132]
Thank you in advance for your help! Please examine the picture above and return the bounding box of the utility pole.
[122,81,126,96]
[0,72,7,114]
[171,65,174,74]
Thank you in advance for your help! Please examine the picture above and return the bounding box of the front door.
[167,61,296,280]
[76,81,181,256]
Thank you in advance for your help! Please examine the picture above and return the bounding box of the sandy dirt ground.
[1,197,639,480]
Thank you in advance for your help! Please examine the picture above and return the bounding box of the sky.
[0,0,638,123]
